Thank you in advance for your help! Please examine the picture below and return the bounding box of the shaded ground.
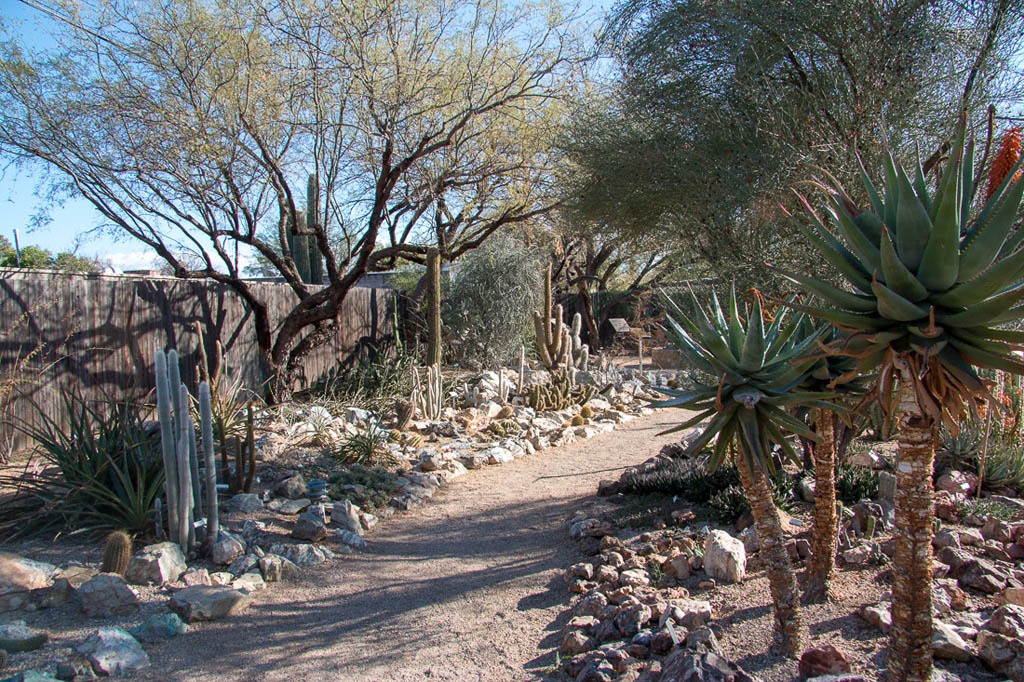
[131,411,683,682]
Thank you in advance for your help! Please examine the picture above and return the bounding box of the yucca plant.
[655,286,838,655]
[775,123,1024,682]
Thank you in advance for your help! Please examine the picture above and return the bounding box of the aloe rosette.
[774,130,1024,431]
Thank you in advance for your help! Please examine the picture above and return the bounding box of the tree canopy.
[0,0,588,394]
[561,0,1024,287]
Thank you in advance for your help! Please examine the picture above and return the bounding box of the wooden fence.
[0,269,400,452]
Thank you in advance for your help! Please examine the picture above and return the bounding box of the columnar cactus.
[533,265,590,371]
[283,174,325,285]
[100,530,132,575]
[155,349,222,553]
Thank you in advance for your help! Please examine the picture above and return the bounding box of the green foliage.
[3,392,163,536]
[527,368,596,411]
[978,441,1024,492]
[937,418,984,476]
[835,462,880,505]
[708,485,750,525]
[955,497,1019,521]
[335,422,397,467]
[620,455,739,502]
[327,464,401,511]
[443,235,543,368]
[655,285,836,476]
[305,352,413,411]
[0,241,101,272]
[778,125,1024,424]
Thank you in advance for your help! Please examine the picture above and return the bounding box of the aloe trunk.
[736,451,805,656]
[888,374,935,682]
[805,408,837,602]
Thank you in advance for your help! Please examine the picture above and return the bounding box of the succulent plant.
[654,287,835,474]
[100,530,132,575]
[774,127,1024,431]
[580,405,594,419]
[571,414,585,426]
[527,369,596,411]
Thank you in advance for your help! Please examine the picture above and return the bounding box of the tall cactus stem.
[155,351,180,544]
[199,382,219,546]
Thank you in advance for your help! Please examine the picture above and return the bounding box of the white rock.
[125,542,187,585]
[78,574,140,617]
[703,530,746,583]
[75,628,150,675]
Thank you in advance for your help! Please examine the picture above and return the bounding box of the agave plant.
[655,286,838,655]
[775,125,1024,682]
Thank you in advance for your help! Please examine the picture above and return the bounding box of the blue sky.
[0,0,613,271]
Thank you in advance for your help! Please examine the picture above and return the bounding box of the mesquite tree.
[0,0,584,398]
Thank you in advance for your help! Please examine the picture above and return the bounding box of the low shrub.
[955,497,1019,521]
[619,456,740,503]
[327,464,401,510]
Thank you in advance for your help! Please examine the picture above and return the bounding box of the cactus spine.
[101,531,132,575]
[426,247,442,368]
[413,364,443,420]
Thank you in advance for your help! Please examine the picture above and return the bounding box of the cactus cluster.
[413,364,443,420]
[155,349,220,553]
[231,406,257,495]
[284,175,325,285]
[100,530,132,575]
[533,265,589,371]
[527,368,596,411]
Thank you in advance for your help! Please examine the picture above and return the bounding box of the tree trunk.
[887,372,935,682]
[804,408,837,602]
[426,247,442,367]
[736,450,806,656]
[575,277,601,350]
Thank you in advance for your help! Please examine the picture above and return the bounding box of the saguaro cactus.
[426,247,442,367]
[283,174,326,285]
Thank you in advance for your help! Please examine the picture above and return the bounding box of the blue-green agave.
[654,287,840,476]
[773,129,1024,430]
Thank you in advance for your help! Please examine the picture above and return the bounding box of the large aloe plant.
[656,287,837,655]
[776,126,1024,682]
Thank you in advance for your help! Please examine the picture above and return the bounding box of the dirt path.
[139,411,680,682]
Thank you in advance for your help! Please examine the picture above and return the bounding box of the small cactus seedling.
[101,530,132,575]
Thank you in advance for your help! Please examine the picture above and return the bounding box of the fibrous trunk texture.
[804,409,837,602]
[887,372,935,682]
[736,451,805,656]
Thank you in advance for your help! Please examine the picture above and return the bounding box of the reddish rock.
[799,644,852,678]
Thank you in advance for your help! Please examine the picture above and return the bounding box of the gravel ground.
[116,411,683,682]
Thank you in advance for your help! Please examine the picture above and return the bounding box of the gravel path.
[139,411,681,682]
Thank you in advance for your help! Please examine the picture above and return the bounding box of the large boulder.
[932,621,972,662]
[77,573,140,618]
[128,612,188,643]
[0,620,48,652]
[223,493,264,514]
[259,554,300,582]
[168,585,253,622]
[990,604,1024,639]
[125,542,187,585]
[0,554,60,612]
[799,644,852,678]
[74,628,150,675]
[978,629,1024,681]
[703,530,746,583]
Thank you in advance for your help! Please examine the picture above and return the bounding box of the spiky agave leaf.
[653,288,835,475]
[774,123,1024,431]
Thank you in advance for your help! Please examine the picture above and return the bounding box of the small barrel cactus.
[101,530,132,575]
[580,405,594,419]
[571,414,585,427]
